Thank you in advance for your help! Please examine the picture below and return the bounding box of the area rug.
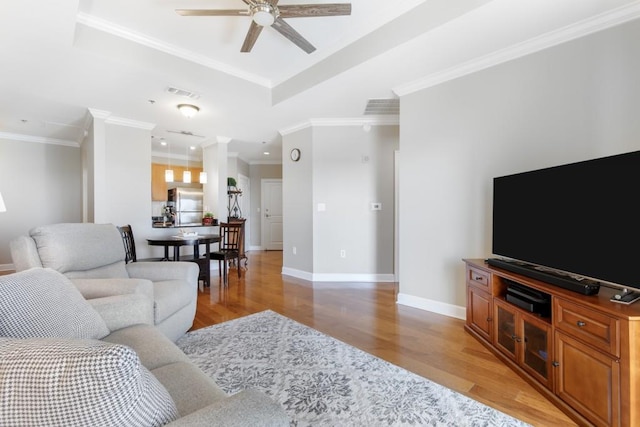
[176,310,529,426]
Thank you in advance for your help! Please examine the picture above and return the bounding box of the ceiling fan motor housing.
[251,3,279,26]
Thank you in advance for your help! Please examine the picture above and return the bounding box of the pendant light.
[164,139,174,182]
[183,147,191,183]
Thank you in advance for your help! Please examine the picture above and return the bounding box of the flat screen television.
[490,150,640,296]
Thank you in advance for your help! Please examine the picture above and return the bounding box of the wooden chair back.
[117,224,137,263]
[219,222,243,253]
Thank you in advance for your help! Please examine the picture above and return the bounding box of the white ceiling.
[1,0,639,164]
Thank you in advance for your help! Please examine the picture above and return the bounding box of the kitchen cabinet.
[151,163,203,201]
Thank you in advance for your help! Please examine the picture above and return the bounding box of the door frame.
[261,178,283,250]
[237,173,250,249]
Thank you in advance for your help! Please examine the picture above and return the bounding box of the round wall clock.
[290,148,301,162]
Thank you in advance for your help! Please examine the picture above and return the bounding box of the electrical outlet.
[340,249,346,258]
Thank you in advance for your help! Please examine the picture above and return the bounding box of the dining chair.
[210,222,243,287]
[117,225,162,263]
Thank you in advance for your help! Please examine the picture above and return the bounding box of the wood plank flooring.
[195,250,578,427]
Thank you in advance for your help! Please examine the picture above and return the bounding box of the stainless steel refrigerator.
[167,187,203,226]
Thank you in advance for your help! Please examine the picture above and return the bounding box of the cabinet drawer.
[554,298,620,357]
[467,266,490,290]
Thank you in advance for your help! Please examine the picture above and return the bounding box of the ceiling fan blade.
[176,9,248,17]
[272,17,315,53]
[241,21,265,53]
[278,3,351,18]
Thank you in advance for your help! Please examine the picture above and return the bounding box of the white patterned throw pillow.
[0,268,110,339]
[0,337,179,426]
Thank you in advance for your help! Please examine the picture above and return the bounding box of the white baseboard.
[282,267,395,283]
[0,263,15,272]
[281,267,314,281]
[396,293,466,320]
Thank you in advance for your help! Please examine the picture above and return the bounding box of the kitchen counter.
[152,221,218,229]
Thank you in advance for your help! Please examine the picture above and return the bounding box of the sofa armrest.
[71,278,154,300]
[166,389,289,427]
[9,236,43,272]
[89,294,154,331]
[126,261,199,284]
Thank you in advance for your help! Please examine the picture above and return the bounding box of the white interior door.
[261,179,283,250]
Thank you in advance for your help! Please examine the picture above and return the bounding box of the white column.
[202,136,230,221]
[216,137,230,221]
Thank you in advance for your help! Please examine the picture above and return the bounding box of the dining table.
[146,233,221,287]
[146,233,219,260]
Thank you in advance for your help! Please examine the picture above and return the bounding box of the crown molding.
[249,159,282,166]
[76,12,272,88]
[88,108,155,130]
[0,131,79,147]
[279,116,399,136]
[105,116,156,130]
[394,1,640,96]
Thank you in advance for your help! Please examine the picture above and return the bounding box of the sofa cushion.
[0,268,110,340]
[0,337,179,426]
[29,223,128,275]
[152,361,227,417]
[103,324,191,370]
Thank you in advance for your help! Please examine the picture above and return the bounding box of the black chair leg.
[223,258,228,287]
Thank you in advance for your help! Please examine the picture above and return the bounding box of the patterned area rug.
[177,310,529,426]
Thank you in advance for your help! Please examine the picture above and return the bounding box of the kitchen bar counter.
[152,222,218,229]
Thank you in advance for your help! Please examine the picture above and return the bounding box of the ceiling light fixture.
[177,104,200,118]
[251,3,278,26]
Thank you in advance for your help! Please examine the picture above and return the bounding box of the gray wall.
[282,128,313,272]
[398,17,640,317]
[283,124,399,279]
[0,138,82,267]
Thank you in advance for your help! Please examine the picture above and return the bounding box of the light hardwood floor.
[195,250,578,427]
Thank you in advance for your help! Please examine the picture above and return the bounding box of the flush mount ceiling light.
[251,3,278,26]
[177,104,200,118]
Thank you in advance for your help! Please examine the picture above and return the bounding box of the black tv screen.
[492,150,640,291]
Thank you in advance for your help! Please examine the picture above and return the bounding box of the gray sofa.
[10,223,197,342]
[0,267,289,426]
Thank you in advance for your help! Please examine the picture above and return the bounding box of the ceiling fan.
[176,1,352,54]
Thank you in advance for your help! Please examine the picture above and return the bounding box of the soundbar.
[487,258,600,296]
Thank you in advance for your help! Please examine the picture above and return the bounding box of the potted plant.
[227,177,237,190]
[202,212,216,226]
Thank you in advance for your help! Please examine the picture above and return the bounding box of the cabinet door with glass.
[493,298,553,390]
[521,314,552,389]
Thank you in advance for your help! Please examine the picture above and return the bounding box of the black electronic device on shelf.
[504,279,551,317]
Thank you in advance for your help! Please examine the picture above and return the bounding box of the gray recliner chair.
[10,222,199,342]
